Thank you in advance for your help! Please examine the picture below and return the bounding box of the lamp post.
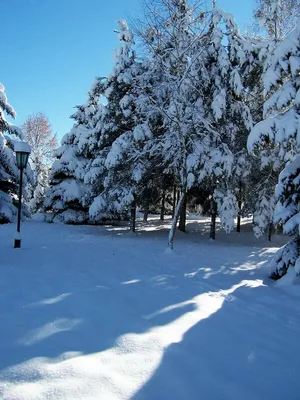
[14,141,31,249]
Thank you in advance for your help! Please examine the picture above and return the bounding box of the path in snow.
[0,218,299,399]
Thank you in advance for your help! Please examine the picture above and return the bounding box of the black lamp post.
[14,141,31,249]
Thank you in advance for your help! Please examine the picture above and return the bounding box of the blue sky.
[2,0,254,141]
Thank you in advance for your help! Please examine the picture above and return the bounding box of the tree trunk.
[210,198,217,240]
[274,11,278,44]
[237,182,242,233]
[177,190,180,205]
[130,199,136,232]
[160,191,166,221]
[178,193,187,233]
[168,191,186,249]
[143,207,149,222]
[172,185,177,218]
[268,222,273,242]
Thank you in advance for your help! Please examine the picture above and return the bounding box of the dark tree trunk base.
[210,199,217,240]
[172,186,176,218]
[237,215,241,233]
[143,208,149,222]
[237,181,242,233]
[268,222,274,242]
[178,193,187,233]
[14,239,21,248]
[130,200,136,233]
[160,192,166,221]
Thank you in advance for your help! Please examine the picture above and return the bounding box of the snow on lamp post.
[14,141,31,249]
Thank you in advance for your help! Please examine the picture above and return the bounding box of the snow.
[230,69,242,96]
[1,216,300,399]
[14,141,31,154]
[0,82,16,119]
[214,189,238,233]
[264,81,296,115]
[211,88,226,120]
[248,107,300,151]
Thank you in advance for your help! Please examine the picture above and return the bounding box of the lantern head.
[14,141,31,169]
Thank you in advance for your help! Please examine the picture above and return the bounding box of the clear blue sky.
[2,0,254,142]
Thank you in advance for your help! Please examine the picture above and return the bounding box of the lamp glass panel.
[16,152,30,169]
[20,153,29,168]
[16,152,22,168]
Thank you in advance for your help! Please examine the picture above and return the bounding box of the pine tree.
[88,21,140,223]
[0,82,33,223]
[44,78,104,223]
[241,38,281,239]
[249,21,300,278]
[188,8,253,238]
[246,2,298,240]
[135,0,213,248]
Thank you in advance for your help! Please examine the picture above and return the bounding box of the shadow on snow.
[0,218,297,399]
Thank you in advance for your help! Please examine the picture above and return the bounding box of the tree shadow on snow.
[103,218,287,251]
[0,221,294,398]
[132,282,300,400]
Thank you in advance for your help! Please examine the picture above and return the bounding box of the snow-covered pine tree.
[44,128,88,224]
[88,21,141,225]
[0,82,33,223]
[44,78,104,223]
[246,1,299,239]
[240,37,281,239]
[248,21,300,278]
[98,52,177,230]
[134,0,215,248]
[188,8,253,238]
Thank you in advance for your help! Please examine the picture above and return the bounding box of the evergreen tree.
[246,2,298,240]
[44,78,104,223]
[135,0,212,247]
[0,82,33,223]
[242,39,280,239]
[249,21,300,278]
[88,21,140,223]
[189,8,253,237]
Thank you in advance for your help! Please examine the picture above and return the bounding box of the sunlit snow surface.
[0,217,300,399]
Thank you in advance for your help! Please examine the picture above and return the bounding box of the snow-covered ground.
[0,217,300,400]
